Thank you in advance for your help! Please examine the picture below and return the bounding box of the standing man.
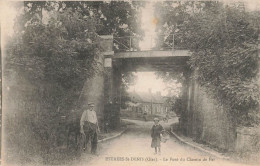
[80,102,100,155]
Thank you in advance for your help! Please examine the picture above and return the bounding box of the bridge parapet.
[113,34,186,52]
[114,50,191,59]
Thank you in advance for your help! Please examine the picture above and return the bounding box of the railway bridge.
[79,35,238,152]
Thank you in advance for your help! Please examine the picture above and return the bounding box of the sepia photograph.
[1,0,260,165]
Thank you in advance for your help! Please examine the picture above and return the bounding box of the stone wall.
[184,80,236,152]
[196,85,235,151]
[185,80,260,154]
[78,35,122,129]
[78,35,114,126]
[180,42,260,157]
[185,34,260,154]
[236,126,260,161]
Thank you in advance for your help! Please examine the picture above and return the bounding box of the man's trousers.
[83,121,98,154]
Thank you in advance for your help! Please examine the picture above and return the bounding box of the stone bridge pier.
[78,35,121,130]
[103,36,122,129]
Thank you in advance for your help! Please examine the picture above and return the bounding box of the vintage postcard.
[1,0,260,165]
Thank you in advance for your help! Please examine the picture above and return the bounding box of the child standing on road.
[151,118,163,155]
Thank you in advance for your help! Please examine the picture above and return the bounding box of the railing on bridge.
[113,34,186,52]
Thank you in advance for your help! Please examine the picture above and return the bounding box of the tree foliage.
[164,96,183,116]
[120,72,137,108]
[21,1,145,45]
[5,6,101,163]
[7,7,100,109]
[155,1,260,126]
[4,1,144,163]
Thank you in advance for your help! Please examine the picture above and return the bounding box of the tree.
[7,7,100,108]
[5,6,101,162]
[164,96,183,116]
[5,1,145,163]
[21,1,145,51]
[154,1,260,126]
[120,72,137,108]
[155,70,185,117]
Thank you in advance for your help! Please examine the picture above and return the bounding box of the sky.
[127,72,182,97]
[129,3,168,96]
[128,72,167,95]
[131,2,178,96]
[1,1,18,37]
[139,2,157,50]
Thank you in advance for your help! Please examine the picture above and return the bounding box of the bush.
[4,8,100,164]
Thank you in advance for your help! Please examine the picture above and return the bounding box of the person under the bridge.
[151,117,163,155]
[80,102,100,155]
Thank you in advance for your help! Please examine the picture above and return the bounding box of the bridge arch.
[103,36,194,131]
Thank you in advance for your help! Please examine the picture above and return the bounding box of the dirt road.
[75,119,249,166]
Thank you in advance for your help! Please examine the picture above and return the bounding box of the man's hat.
[88,102,95,106]
[154,118,159,122]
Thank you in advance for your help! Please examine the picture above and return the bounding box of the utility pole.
[129,36,132,51]
[172,34,175,51]
[254,15,260,85]
[151,98,153,115]
[119,80,122,109]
